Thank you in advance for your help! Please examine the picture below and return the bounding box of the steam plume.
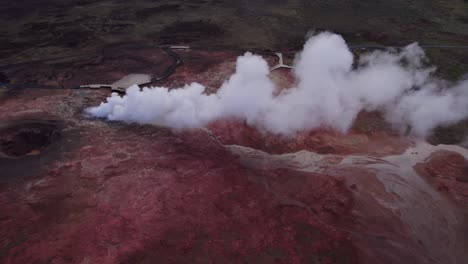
[87,32,468,137]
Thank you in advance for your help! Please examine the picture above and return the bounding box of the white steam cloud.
[87,32,468,137]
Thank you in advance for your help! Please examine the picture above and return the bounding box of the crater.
[0,121,61,158]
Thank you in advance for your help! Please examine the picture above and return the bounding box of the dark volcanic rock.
[158,20,224,45]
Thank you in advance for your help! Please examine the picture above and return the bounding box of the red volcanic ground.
[1,47,467,264]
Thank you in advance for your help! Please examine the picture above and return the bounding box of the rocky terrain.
[1,1,468,263]
[0,46,467,263]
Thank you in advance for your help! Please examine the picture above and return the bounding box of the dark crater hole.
[0,121,61,158]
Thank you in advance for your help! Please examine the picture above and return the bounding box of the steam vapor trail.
[87,32,468,138]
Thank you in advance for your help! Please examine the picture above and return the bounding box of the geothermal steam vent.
[87,32,468,138]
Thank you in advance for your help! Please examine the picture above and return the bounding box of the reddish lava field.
[1,47,468,264]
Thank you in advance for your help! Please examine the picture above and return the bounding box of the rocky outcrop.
[415,150,468,205]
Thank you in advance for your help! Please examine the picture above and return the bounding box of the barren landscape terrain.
[1,1,468,263]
